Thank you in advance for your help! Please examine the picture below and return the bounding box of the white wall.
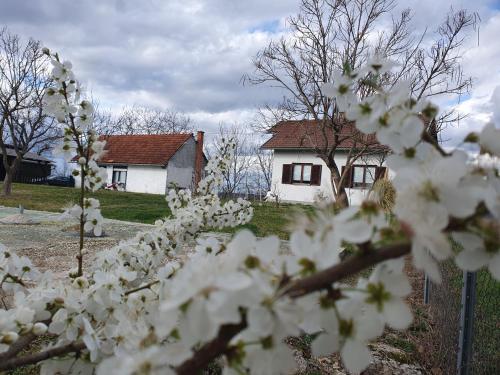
[105,166,113,184]
[125,165,167,195]
[74,164,167,195]
[166,138,196,189]
[271,150,384,205]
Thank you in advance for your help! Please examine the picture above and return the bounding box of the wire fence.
[425,261,500,374]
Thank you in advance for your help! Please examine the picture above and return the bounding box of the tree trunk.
[331,172,349,208]
[2,157,21,196]
[323,157,350,208]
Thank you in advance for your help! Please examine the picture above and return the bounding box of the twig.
[0,333,36,361]
[124,280,160,296]
[284,242,410,298]
[422,131,449,156]
[78,163,85,277]
[0,341,86,371]
[176,320,247,375]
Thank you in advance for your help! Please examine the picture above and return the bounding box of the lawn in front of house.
[0,183,311,239]
[217,200,315,239]
[0,182,170,224]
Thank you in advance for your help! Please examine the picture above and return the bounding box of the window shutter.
[281,164,292,184]
[342,165,353,188]
[375,166,387,181]
[310,165,322,185]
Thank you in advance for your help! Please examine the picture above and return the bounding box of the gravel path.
[0,206,232,278]
[0,206,153,278]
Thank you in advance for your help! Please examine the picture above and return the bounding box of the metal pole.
[457,271,477,375]
[423,274,430,304]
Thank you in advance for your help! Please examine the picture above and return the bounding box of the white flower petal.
[215,273,252,291]
[455,249,489,272]
[341,339,372,374]
[384,299,413,330]
[413,244,441,283]
[311,332,340,357]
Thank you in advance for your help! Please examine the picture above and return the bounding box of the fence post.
[423,274,430,304]
[457,271,476,375]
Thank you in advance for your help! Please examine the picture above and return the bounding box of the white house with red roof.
[261,120,388,205]
[75,132,206,194]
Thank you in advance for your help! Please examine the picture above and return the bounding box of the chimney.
[194,131,204,190]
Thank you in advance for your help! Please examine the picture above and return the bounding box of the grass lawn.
[218,201,314,239]
[0,183,311,239]
[0,183,169,224]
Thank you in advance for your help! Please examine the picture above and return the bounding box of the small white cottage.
[75,132,206,194]
[261,120,388,205]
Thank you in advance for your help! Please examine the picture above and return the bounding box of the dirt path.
[0,206,153,278]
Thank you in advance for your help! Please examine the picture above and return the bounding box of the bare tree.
[254,146,273,193]
[246,0,477,207]
[210,124,254,197]
[92,105,192,135]
[0,28,60,196]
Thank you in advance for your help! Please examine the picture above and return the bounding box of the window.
[112,166,127,188]
[282,164,322,185]
[352,165,376,188]
[292,164,312,183]
[343,164,386,189]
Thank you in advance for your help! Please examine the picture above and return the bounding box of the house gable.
[166,137,197,189]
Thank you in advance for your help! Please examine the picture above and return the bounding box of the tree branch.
[0,341,86,371]
[176,320,247,375]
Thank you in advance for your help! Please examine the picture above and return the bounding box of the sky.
[1,0,500,147]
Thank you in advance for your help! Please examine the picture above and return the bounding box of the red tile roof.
[261,120,383,150]
[97,134,192,165]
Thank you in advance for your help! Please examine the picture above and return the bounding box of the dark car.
[47,175,75,187]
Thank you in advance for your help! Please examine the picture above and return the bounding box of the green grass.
[0,183,170,224]
[0,183,309,239]
[217,201,314,239]
[471,269,500,373]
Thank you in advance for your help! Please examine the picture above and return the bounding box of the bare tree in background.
[92,105,192,135]
[211,124,254,197]
[254,146,273,193]
[246,0,477,207]
[0,28,60,196]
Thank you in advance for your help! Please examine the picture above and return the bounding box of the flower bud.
[73,276,89,289]
[68,268,79,278]
[32,322,48,335]
[54,297,65,305]
[1,332,19,344]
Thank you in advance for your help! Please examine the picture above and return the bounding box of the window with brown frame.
[342,164,386,189]
[282,164,322,185]
[292,163,312,183]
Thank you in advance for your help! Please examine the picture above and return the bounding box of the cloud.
[0,0,499,146]
[1,0,295,124]
[490,86,500,125]
[441,11,500,146]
